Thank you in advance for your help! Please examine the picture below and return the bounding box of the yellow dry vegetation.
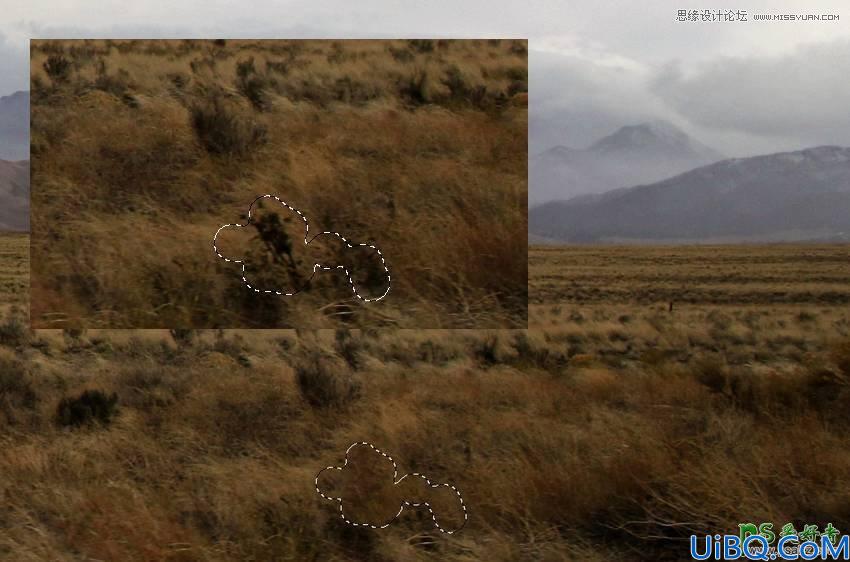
[0,242,848,559]
[30,39,528,328]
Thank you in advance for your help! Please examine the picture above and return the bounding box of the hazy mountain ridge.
[0,159,29,231]
[0,91,34,231]
[530,146,850,243]
[0,91,28,161]
[530,120,723,205]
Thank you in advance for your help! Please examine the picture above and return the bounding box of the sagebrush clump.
[295,351,361,408]
[43,54,71,83]
[190,97,267,155]
[56,389,119,428]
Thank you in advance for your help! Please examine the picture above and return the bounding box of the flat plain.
[0,242,847,560]
[0,233,27,314]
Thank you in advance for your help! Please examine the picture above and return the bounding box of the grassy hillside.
[30,39,528,329]
[1,242,850,559]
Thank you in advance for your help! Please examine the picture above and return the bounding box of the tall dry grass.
[30,39,528,329]
[4,242,850,558]
[0,318,847,560]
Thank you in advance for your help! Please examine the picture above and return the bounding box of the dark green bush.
[474,335,500,366]
[398,68,430,106]
[295,352,360,409]
[43,54,72,83]
[235,57,270,111]
[0,312,27,348]
[190,98,267,155]
[56,389,119,428]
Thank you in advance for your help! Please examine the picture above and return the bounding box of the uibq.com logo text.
[690,522,849,560]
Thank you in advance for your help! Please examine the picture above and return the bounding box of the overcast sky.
[2,0,849,156]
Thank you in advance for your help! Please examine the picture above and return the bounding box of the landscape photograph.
[0,0,848,560]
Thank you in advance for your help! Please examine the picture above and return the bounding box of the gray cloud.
[2,0,849,161]
[652,40,850,153]
[533,35,850,157]
[530,50,669,153]
[0,32,28,96]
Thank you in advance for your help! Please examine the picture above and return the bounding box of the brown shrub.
[190,97,267,155]
[295,352,361,409]
[43,54,72,83]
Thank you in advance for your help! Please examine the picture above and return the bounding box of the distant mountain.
[0,160,29,231]
[530,146,850,243]
[531,120,723,205]
[0,91,28,161]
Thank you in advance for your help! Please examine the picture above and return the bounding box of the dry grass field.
[531,244,850,305]
[1,242,850,560]
[29,39,528,329]
[0,233,28,315]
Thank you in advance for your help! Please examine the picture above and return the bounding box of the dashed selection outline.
[212,195,391,302]
[315,441,468,534]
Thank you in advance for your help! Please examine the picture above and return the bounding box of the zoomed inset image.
[30,39,528,328]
